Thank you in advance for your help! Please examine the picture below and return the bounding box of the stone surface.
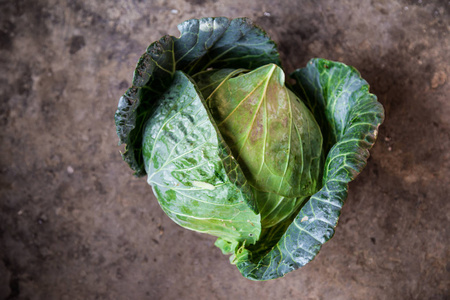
[0,0,448,299]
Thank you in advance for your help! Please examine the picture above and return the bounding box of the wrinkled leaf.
[174,17,281,74]
[235,59,384,280]
[115,36,175,176]
[142,71,261,250]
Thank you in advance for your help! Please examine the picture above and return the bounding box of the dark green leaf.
[114,36,175,176]
[142,71,261,249]
[174,17,281,75]
[235,59,384,280]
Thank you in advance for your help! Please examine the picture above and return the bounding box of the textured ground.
[0,0,449,299]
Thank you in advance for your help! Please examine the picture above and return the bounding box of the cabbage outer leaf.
[115,36,175,176]
[174,17,281,74]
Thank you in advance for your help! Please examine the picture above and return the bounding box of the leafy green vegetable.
[115,17,384,280]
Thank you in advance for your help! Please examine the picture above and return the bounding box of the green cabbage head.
[115,17,384,280]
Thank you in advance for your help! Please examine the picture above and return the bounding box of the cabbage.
[114,17,384,280]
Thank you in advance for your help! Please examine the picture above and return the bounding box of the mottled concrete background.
[0,0,449,299]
